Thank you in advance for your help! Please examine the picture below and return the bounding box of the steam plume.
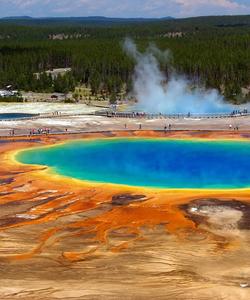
[124,38,232,114]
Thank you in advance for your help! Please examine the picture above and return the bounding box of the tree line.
[0,15,249,103]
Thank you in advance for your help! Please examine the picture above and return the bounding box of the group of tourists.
[164,124,172,132]
[52,111,61,116]
[9,129,15,136]
[7,127,70,137]
[231,109,248,116]
[229,124,239,130]
[29,128,51,135]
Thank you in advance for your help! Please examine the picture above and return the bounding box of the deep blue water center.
[17,138,250,189]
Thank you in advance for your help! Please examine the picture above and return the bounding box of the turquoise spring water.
[16,138,250,189]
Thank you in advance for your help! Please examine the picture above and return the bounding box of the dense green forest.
[0,15,249,103]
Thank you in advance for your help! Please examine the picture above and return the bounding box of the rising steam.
[124,38,232,114]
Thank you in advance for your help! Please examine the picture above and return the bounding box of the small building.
[34,68,72,80]
[0,90,17,97]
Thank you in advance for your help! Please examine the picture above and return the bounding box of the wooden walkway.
[0,110,249,122]
[97,111,250,119]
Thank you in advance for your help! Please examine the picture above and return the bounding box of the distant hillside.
[175,15,250,26]
[0,14,249,30]
[0,15,174,26]
[2,16,33,20]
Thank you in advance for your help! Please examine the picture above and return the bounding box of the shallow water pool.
[17,138,250,189]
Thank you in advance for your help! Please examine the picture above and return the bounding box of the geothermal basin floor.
[1,130,250,299]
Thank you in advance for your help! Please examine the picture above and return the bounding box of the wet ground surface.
[1,131,250,299]
[181,198,250,230]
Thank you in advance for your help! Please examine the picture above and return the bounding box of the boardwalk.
[98,111,250,119]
